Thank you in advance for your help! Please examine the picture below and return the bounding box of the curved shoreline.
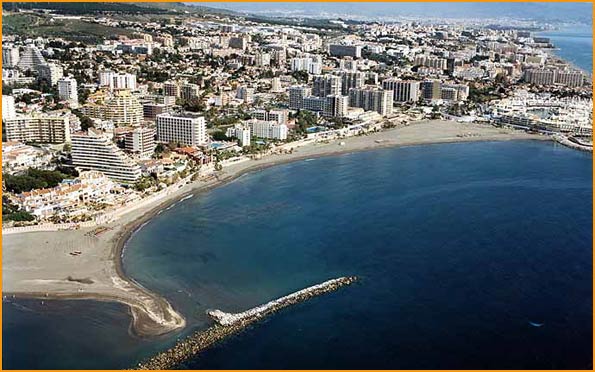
[3,121,553,337]
[537,28,592,76]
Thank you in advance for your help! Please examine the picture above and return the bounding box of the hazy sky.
[189,2,592,22]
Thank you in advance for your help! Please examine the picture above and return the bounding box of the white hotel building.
[99,70,138,91]
[156,113,207,147]
[57,77,79,108]
[247,119,288,140]
[226,124,251,147]
[72,128,141,183]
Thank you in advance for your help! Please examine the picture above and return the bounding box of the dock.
[135,276,358,370]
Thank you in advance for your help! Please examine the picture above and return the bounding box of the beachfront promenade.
[136,276,358,370]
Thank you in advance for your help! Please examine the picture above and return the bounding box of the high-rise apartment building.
[98,71,138,91]
[57,77,79,108]
[523,69,556,86]
[236,86,255,103]
[4,114,71,143]
[2,95,16,120]
[2,45,20,67]
[226,124,251,147]
[312,75,342,98]
[421,80,442,101]
[323,95,349,118]
[252,109,289,125]
[125,127,156,158]
[382,79,420,102]
[348,87,393,116]
[288,86,312,110]
[163,81,181,97]
[81,90,143,127]
[38,63,64,85]
[328,44,362,58]
[17,46,46,71]
[156,113,207,146]
[339,71,366,95]
[71,128,141,183]
[247,120,288,140]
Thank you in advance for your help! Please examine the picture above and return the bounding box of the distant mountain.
[2,2,172,14]
[134,2,239,15]
[2,2,239,16]
[186,2,593,23]
[4,2,589,24]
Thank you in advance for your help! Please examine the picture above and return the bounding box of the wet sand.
[2,120,549,336]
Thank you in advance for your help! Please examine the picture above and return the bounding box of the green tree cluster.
[2,196,35,222]
[4,168,70,194]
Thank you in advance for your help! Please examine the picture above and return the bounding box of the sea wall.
[135,276,358,370]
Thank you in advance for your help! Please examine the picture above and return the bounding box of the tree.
[134,176,157,192]
[295,110,318,134]
[3,168,70,194]
[292,70,309,83]
[2,84,13,95]
[212,131,230,141]
[78,88,91,105]
[2,194,35,222]
[182,97,206,112]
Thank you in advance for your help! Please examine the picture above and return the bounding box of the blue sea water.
[539,25,593,73]
[3,140,593,369]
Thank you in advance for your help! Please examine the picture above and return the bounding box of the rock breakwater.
[135,276,358,369]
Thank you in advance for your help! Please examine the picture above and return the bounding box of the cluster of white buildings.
[2,142,53,174]
[491,91,593,135]
[9,171,136,220]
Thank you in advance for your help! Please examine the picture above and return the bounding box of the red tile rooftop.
[174,146,200,155]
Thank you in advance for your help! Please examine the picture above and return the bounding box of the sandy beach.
[2,120,550,336]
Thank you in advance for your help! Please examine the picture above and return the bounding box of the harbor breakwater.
[553,134,593,153]
[135,276,358,370]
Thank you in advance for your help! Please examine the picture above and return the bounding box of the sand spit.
[136,277,358,369]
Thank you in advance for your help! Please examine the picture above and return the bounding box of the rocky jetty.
[135,276,358,370]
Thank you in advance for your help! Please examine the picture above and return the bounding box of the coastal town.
[2,3,592,228]
[2,3,593,370]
